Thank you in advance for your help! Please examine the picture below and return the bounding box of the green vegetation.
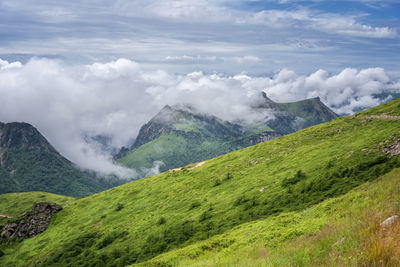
[0,98,399,266]
[117,133,243,173]
[0,122,113,197]
[0,147,111,197]
[141,169,400,266]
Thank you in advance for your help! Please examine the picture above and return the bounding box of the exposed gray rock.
[0,202,62,239]
[380,215,399,227]
[382,140,400,157]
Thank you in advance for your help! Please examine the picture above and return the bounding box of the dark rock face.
[131,121,172,150]
[0,122,55,151]
[250,131,282,144]
[0,202,62,239]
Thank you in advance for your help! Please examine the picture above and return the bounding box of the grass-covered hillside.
[0,122,112,197]
[141,168,400,266]
[117,104,254,175]
[0,98,399,266]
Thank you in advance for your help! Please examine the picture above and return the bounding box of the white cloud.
[164,55,218,63]
[0,58,398,177]
[0,59,22,70]
[241,9,398,38]
[164,55,260,65]
[113,0,232,23]
[227,56,261,64]
[262,67,393,114]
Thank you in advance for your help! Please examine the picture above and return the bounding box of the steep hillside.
[0,122,111,197]
[0,98,398,266]
[141,168,400,266]
[117,95,337,175]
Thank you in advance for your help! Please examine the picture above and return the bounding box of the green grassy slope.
[117,133,251,173]
[0,192,73,224]
[140,168,400,266]
[0,98,399,266]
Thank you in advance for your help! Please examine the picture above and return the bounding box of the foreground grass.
[0,98,399,266]
[139,169,400,266]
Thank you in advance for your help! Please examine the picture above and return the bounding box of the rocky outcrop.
[0,202,62,239]
[381,215,399,227]
[250,131,282,145]
[383,140,400,157]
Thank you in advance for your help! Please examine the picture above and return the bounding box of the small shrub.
[97,235,114,249]
[97,231,128,249]
[0,249,4,257]
[119,252,138,266]
[281,170,307,187]
[234,195,249,206]
[189,201,201,210]
[244,198,258,210]
[199,211,212,222]
[115,203,124,211]
[157,217,167,225]
[213,179,222,187]
[111,248,121,259]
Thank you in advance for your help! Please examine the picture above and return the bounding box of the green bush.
[189,201,201,210]
[199,211,212,222]
[157,217,167,225]
[281,170,307,187]
[97,231,128,249]
[213,179,222,187]
[233,195,249,206]
[115,203,124,211]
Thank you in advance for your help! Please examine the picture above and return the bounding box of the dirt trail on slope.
[169,161,206,173]
[0,214,13,219]
[358,115,400,120]
[188,161,205,170]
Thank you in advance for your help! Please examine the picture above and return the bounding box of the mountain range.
[116,93,337,176]
[0,93,339,197]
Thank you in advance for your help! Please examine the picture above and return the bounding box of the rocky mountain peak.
[0,122,54,151]
[261,91,274,103]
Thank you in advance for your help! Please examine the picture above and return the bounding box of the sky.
[0,0,399,74]
[0,0,399,178]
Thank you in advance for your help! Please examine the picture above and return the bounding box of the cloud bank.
[0,58,398,177]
